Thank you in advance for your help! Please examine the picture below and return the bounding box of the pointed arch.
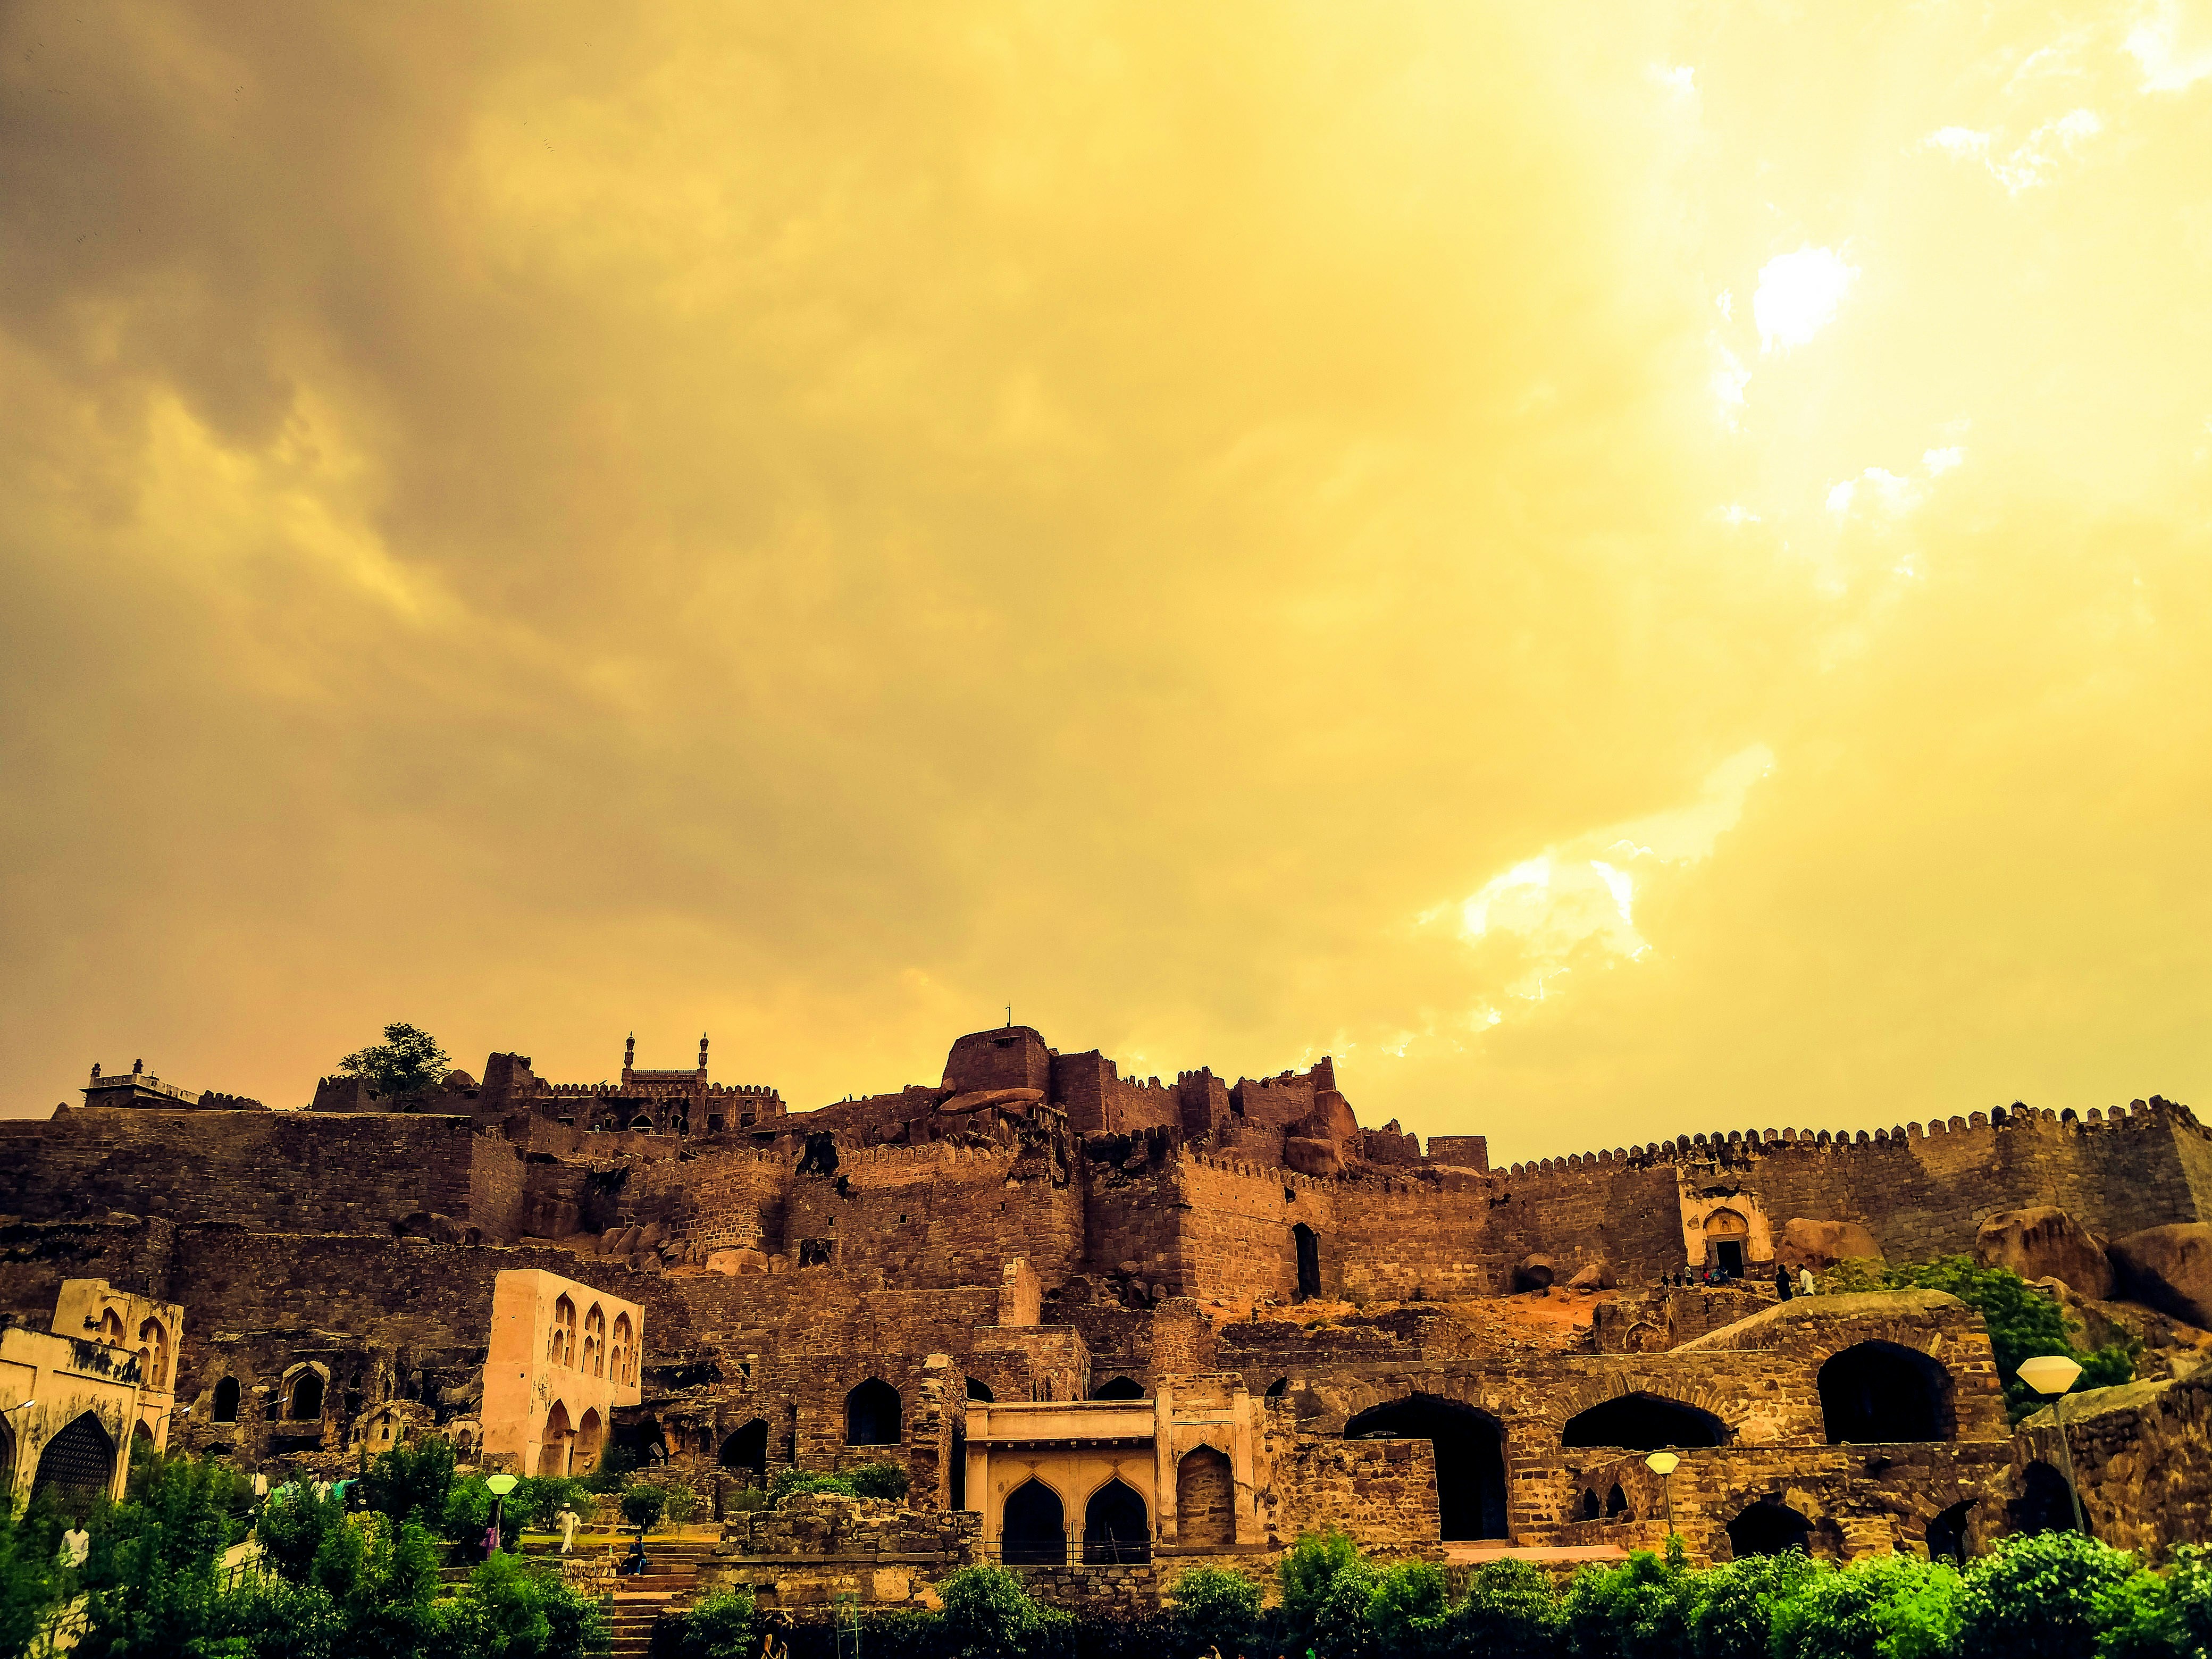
[1344,1393,1507,1540]
[1091,1376,1144,1401]
[1083,1477,1150,1563]
[1002,1478,1066,1565]
[575,1407,604,1472]
[549,1295,577,1369]
[285,1368,326,1420]
[1818,1342,1954,1443]
[1175,1446,1234,1547]
[32,1412,115,1509]
[719,1418,769,1480]
[583,1304,607,1379]
[539,1400,574,1476]
[846,1378,901,1445]
[137,1318,171,1390]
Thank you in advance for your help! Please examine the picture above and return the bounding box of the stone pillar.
[908,1354,955,1510]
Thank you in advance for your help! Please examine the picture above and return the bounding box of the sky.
[3,2,2210,1162]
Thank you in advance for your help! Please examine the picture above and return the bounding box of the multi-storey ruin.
[5,1023,2211,1610]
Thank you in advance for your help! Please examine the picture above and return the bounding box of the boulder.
[940,1087,1046,1115]
[1284,1136,1343,1178]
[1974,1206,2114,1297]
[2111,1224,2212,1328]
[1566,1261,1615,1292]
[1775,1218,1882,1273]
[706,1247,769,1277]
[1514,1253,1556,1292]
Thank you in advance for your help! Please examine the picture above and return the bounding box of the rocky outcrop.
[2110,1224,2212,1328]
[1284,1136,1343,1178]
[1775,1218,1882,1272]
[1566,1260,1614,1293]
[1973,1206,2113,1297]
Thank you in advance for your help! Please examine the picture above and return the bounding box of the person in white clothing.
[557,1505,581,1554]
[61,1522,90,1569]
[1798,1266,1816,1296]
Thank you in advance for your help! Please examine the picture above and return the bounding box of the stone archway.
[719,1419,768,1480]
[539,1401,574,1476]
[1083,1478,1149,1563]
[1002,1478,1066,1565]
[32,1412,115,1511]
[1819,1342,1954,1442]
[1727,1499,1813,1557]
[1562,1392,1728,1450]
[1344,1394,1508,1540]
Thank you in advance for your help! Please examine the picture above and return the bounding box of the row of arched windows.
[93,1308,172,1393]
[549,1295,635,1384]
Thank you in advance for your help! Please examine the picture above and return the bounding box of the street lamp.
[2017,1354,2088,1537]
[1645,1451,1680,1531]
[486,1472,520,1556]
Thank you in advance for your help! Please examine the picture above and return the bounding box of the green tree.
[657,1589,759,1659]
[362,1435,457,1527]
[1168,1564,1262,1656]
[0,1500,67,1659]
[618,1481,667,1533]
[1562,1539,1696,1659]
[767,1467,856,1503]
[1279,1528,1370,1657]
[78,1454,236,1657]
[1367,1560,1454,1659]
[1955,1532,2152,1659]
[935,1565,1073,1659]
[1451,1557,1564,1659]
[259,1481,350,1582]
[434,1550,604,1659]
[1686,1549,1818,1659]
[338,1024,453,1100]
[1769,1554,1961,1659]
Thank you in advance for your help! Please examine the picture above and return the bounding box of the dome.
[442,1069,477,1089]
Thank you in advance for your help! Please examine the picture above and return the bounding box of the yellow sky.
[4,2,2210,1161]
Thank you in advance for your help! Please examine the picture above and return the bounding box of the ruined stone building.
[5,1022,2211,1603]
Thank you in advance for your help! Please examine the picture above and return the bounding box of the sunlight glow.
[1754,247,1859,353]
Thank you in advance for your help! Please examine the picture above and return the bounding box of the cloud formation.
[3,2,2210,1161]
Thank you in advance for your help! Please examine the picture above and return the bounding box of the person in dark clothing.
[1777,1263,1794,1300]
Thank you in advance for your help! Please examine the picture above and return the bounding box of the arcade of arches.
[1344,1396,1507,1541]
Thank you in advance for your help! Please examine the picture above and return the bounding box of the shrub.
[724,1485,771,1513]
[621,1482,669,1533]
[654,1589,760,1659]
[583,1442,642,1493]
[1366,1560,1453,1659]
[1685,1549,1817,1659]
[80,1455,242,1656]
[937,1564,1075,1659]
[362,1435,457,1526]
[1768,1553,1960,1659]
[1279,1528,1368,1655]
[438,1549,606,1659]
[768,1467,857,1504]
[1955,1532,2151,1659]
[1168,1564,1263,1655]
[1562,1539,1696,1659]
[1453,1557,1564,1659]
[848,1462,912,1501]
[663,1477,699,1527]
[256,1480,351,1582]
[0,1501,66,1659]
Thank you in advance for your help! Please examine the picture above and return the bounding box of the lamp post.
[1645,1450,1680,1533]
[486,1472,520,1556]
[2017,1354,2088,1537]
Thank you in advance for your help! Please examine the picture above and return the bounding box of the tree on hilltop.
[339,1023,452,1100]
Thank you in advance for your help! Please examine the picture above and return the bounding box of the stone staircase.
[598,1538,719,1659]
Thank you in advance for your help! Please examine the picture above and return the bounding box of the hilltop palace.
[6,1023,2212,1613]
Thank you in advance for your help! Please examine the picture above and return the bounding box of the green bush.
[257,1480,351,1582]
[768,1466,857,1503]
[1562,1539,1695,1659]
[621,1482,669,1532]
[1954,1532,2149,1659]
[1769,1554,1960,1659]
[1685,1549,1818,1659]
[1169,1564,1263,1656]
[583,1443,642,1494]
[848,1461,913,1501]
[1453,1557,1565,1659]
[435,1549,606,1659]
[512,1476,591,1531]
[724,1485,771,1513]
[1367,1560,1453,1659]
[653,1588,759,1659]
[1279,1528,1369,1657]
[82,1455,263,1656]
[362,1435,457,1527]
[0,1500,66,1659]
[937,1564,1075,1659]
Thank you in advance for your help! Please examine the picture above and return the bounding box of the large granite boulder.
[2111,1224,2212,1328]
[1974,1206,2114,1297]
[1775,1217,1882,1272]
[1284,1136,1343,1178]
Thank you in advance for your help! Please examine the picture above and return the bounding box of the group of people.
[1655,1263,1820,1297]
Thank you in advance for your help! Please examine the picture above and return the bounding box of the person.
[1798,1265,1816,1296]
[1776,1263,1794,1300]
[618,1529,648,1577]
[61,1520,90,1569]
[557,1504,581,1554]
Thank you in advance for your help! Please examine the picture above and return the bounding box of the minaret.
[623,1033,634,1084]
[698,1033,709,1076]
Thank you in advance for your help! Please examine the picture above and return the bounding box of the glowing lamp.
[1644,1451,1680,1476]
[485,1473,520,1496]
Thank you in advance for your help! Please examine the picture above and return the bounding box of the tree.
[657,1589,759,1659]
[1452,1558,1564,1659]
[1562,1539,1696,1659]
[1366,1560,1453,1659]
[1954,1532,2151,1659]
[618,1482,667,1533]
[0,1501,66,1659]
[1768,1554,1960,1659]
[1686,1550,1818,1659]
[362,1435,457,1527]
[935,1565,1073,1659]
[1168,1565,1262,1656]
[78,1454,236,1657]
[338,1024,453,1100]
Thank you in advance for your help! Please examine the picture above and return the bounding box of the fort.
[5,1021,2212,1614]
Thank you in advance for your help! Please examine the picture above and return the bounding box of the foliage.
[724,1485,771,1513]
[510,1476,591,1531]
[1453,1557,1565,1659]
[0,1499,67,1659]
[1279,1528,1369,1655]
[338,1023,453,1100]
[443,1476,498,1549]
[79,1453,241,1656]
[847,1461,912,1501]
[437,1550,606,1659]
[1562,1538,1696,1659]
[936,1565,1075,1659]
[582,1443,641,1493]
[653,1588,759,1659]
[661,1476,698,1527]
[1685,1549,1819,1659]
[768,1467,857,1503]
[1820,1256,2134,1421]
[1367,1560,1454,1659]
[1769,1554,1960,1659]
[1168,1564,1263,1656]
[620,1482,669,1532]
[361,1436,457,1527]
[1953,1532,2150,1659]
[258,1481,351,1582]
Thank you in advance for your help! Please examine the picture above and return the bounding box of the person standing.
[1798,1266,1816,1297]
[1775,1263,1794,1300]
[61,1521,90,1569]
[557,1504,581,1554]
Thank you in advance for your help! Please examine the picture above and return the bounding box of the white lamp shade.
[485,1473,520,1496]
[2016,1355,2084,1396]
[1645,1451,1681,1476]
